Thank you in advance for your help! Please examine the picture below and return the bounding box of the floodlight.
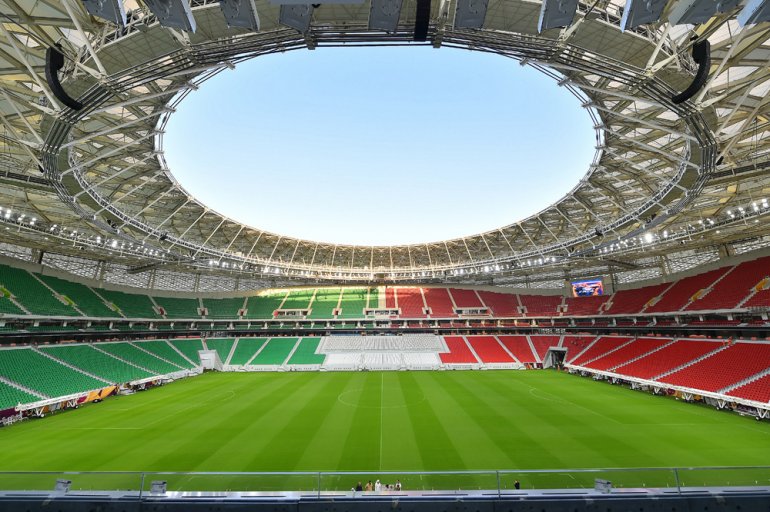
[220,0,260,30]
[143,0,197,32]
[454,0,488,28]
[668,0,739,25]
[369,0,403,32]
[81,0,127,27]
[279,3,313,32]
[737,0,770,25]
[538,0,579,32]
[619,0,667,30]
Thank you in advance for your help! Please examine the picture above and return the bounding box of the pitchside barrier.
[1,466,769,496]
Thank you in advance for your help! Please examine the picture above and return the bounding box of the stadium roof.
[1,0,770,287]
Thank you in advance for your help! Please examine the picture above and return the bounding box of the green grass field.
[1,370,769,492]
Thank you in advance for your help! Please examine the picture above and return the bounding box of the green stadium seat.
[0,348,107,397]
[37,275,117,318]
[286,337,325,365]
[169,338,204,365]
[41,344,153,383]
[134,340,198,369]
[308,288,341,319]
[250,337,298,365]
[203,297,244,319]
[244,292,287,319]
[98,289,160,318]
[338,288,369,319]
[154,296,201,319]
[0,264,80,317]
[205,338,236,363]
[229,337,268,365]
[0,381,40,410]
[96,343,182,375]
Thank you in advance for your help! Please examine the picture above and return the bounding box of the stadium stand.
[385,287,396,309]
[205,338,236,363]
[685,257,770,311]
[169,338,205,364]
[366,287,380,310]
[0,292,23,315]
[580,337,672,371]
[569,336,633,366]
[396,288,427,317]
[41,344,153,383]
[281,289,314,310]
[529,335,560,361]
[743,287,770,308]
[0,264,79,316]
[308,288,340,319]
[0,381,40,410]
[423,288,457,317]
[37,275,117,318]
[0,347,106,397]
[726,373,770,403]
[520,294,562,316]
[448,288,484,308]
[440,336,478,364]
[320,335,442,352]
[611,339,723,380]
[563,336,596,361]
[476,290,518,317]
[228,337,268,365]
[466,336,514,363]
[659,342,770,392]
[286,337,325,365]
[338,288,368,319]
[245,293,285,319]
[646,268,729,313]
[498,335,538,363]
[134,340,198,369]
[250,337,298,365]
[202,297,243,319]
[154,296,200,319]
[98,289,159,318]
[564,296,609,316]
[603,283,669,315]
[96,342,183,375]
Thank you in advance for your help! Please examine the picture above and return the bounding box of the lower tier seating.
[529,336,561,361]
[466,336,514,363]
[498,335,538,363]
[569,336,633,366]
[0,381,41,410]
[205,338,236,363]
[41,344,153,383]
[169,338,204,364]
[250,337,298,365]
[134,340,197,369]
[612,339,723,380]
[96,342,182,375]
[582,337,672,372]
[0,348,107,398]
[286,337,325,365]
[228,338,268,365]
[727,374,770,403]
[440,336,478,364]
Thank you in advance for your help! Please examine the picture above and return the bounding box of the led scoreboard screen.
[571,279,604,297]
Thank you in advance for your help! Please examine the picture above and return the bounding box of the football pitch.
[1,370,769,492]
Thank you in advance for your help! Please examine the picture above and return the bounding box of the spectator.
[355,481,363,492]
[395,480,402,491]
[514,480,520,490]
[375,480,381,492]
[365,480,373,491]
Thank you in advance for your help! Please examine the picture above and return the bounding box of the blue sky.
[164,46,595,245]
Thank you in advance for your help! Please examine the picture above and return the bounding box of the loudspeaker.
[45,46,83,111]
[671,39,710,104]
[414,0,431,40]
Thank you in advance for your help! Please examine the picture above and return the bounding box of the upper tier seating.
[245,293,286,319]
[205,338,236,363]
[134,340,197,368]
[476,291,519,317]
[570,336,634,366]
[0,348,106,397]
[250,337,298,365]
[338,288,369,319]
[466,336,514,363]
[98,289,159,318]
[646,268,728,313]
[497,335,538,363]
[564,296,609,316]
[529,335,561,361]
[743,287,770,308]
[281,289,314,310]
[366,287,380,310]
[0,264,79,316]
[659,342,770,392]
[41,343,153,383]
[385,287,396,309]
[0,381,40,410]
[203,297,244,319]
[519,294,562,316]
[0,293,23,315]
[286,337,325,365]
[686,256,770,311]
[582,337,672,372]
[423,288,457,317]
[440,336,478,364]
[97,342,182,375]
[37,275,116,318]
[449,288,484,308]
[228,337,268,365]
[603,283,669,315]
[612,339,723,380]
[396,288,427,318]
[154,296,200,319]
[727,374,770,403]
[309,288,340,319]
